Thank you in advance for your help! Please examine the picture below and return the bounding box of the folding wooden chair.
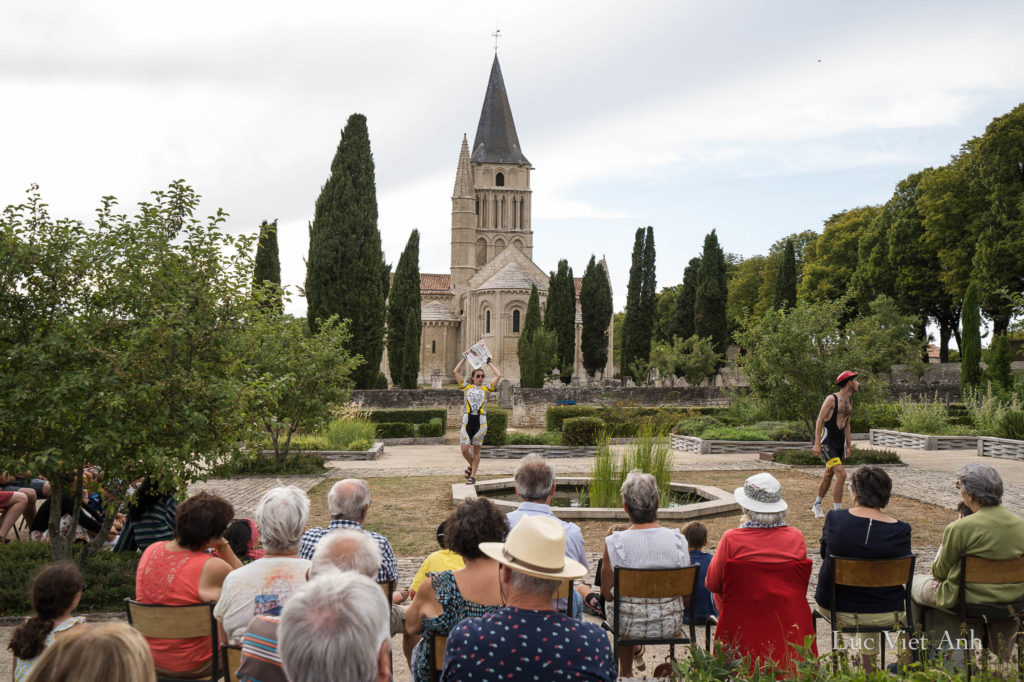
[221,643,242,682]
[429,633,448,682]
[555,579,575,617]
[956,554,1024,680]
[125,599,220,682]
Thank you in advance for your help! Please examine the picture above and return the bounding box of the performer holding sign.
[453,348,501,484]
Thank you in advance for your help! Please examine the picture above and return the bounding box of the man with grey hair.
[215,485,312,643]
[235,528,385,682]
[911,463,1024,661]
[506,453,588,615]
[442,515,615,681]
[280,572,392,682]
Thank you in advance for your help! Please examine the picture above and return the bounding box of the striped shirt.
[237,615,284,682]
[297,519,398,583]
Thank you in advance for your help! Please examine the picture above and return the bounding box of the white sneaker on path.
[811,501,825,519]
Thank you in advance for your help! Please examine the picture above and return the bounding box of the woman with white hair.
[214,485,311,644]
[599,471,689,678]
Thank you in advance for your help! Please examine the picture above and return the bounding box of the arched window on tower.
[512,309,521,333]
[496,172,505,187]
[476,238,487,266]
[431,340,436,354]
[485,310,491,334]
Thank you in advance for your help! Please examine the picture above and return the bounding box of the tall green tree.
[695,230,728,354]
[517,284,556,387]
[386,230,421,388]
[799,206,879,321]
[653,285,681,343]
[544,259,576,383]
[674,257,701,340]
[305,113,389,388]
[773,238,797,310]
[961,281,982,395]
[580,255,613,379]
[253,219,282,313]
[754,230,818,317]
[640,226,657,352]
[622,228,655,379]
[986,333,1014,394]
[727,255,764,330]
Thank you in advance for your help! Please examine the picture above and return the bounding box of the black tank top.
[821,394,846,457]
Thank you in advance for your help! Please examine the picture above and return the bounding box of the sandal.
[466,476,476,485]
[464,467,472,478]
[633,645,646,672]
[583,591,605,619]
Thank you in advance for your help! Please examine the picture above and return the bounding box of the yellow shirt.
[410,549,465,596]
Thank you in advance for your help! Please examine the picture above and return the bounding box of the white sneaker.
[811,501,825,519]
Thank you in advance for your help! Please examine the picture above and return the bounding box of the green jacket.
[931,504,1024,609]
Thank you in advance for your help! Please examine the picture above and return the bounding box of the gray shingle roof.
[471,56,530,165]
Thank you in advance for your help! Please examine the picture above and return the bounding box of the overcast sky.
[3,1,1023,316]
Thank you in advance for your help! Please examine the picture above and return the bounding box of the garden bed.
[869,429,979,451]
[379,437,444,446]
[481,444,597,458]
[671,434,811,454]
[259,441,384,461]
[978,436,1024,460]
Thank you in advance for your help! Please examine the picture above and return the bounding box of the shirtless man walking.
[811,370,860,519]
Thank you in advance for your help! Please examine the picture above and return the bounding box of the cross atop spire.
[491,27,501,53]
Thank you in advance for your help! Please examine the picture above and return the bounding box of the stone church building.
[409,56,614,386]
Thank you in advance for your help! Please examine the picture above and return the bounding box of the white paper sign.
[465,340,491,369]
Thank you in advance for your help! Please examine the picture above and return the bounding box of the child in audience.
[24,623,155,682]
[408,520,464,601]
[682,521,718,625]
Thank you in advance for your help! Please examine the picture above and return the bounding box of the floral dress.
[14,616,87,682]
[411,570,501,682]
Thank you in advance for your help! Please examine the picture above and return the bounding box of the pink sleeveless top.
[136,541,214,672]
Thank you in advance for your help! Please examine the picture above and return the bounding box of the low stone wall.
[870,429,978,451]
[480,444,597,458]
[259,442,384,461]
[671,434,810,454]
[380,437,444,446]
[978,436,1024,460]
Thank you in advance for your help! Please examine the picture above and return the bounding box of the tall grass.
[895,395,950,435]
[322,417,376,449]
[588,421,674,508]
[964,384,1024,437]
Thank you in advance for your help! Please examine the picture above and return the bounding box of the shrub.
[369,409,446,424]
[286,433,329,450]
[771,447,902,466]
[850,401,899,433]
[374,422,416,438]
[483,408,508,445]
[347,438,374,451]
[0,543,141,615]
[751,421,806,441]
[545,405,600,431]
[998,411,1024,441]
[964,384,1024,437]
[506,431,562,445]
[208,451,328,477]
[895,396,950,435]
[417,417,444,438]
[674,415,724,436]
[562,417,606,446]
[323,417,377,449]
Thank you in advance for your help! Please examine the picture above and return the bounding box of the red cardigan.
[705,526,807,597]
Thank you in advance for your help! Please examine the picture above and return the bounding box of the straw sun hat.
[733,472,788,514]
[479,516,587,581]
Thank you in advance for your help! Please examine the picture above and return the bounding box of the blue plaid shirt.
[298,519,398,584]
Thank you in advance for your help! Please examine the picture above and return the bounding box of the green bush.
[674,415,724,436]
[0,543,140,615]
[482,408,508,446]
[545,405,599,431]
[545,405,725,432]
[375,422,416,438]
[771,446,903,465]
[369,409,447,424]
[323,417,377,449]
[208,451,328,477]
[896,397,951,435]
[561,417,606,446]
[286,433,329,450]
[998,410,1024,440]
[750,421,806,441]
[850,401,899,432]
[416,417,444,438]
[347,438,374,451]
[506,431,562,445]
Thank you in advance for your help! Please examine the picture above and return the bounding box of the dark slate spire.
[471,55,529,165]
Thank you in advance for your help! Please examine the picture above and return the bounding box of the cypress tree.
[674,257,701,341]
[517,284,555,387]
[961,281,982,395]
[639,225,657,354]
[987,333,1014,394]
[695,229,729,353]
[253,219,282,313]
[580,255,613,379]
[545,259,576,383]
[305,113,388,388]
[774,238,797,310]
[621,228,645,379]
[387,229,421,389]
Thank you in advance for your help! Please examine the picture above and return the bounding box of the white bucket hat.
[479,515,587,580]
[733,472,788,513]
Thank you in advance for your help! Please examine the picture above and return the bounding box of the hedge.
[483,408,508,446]
[546,405,725,432]
[369,409,446,424]
[0,543,140,615]
[562,417,606,446]
[771,447,903,466]
[417,417,444,438]
[375,422,416,438]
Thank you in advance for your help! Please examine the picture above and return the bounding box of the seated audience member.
[1,472,50,499]
[298,478,403,633]
[506,453,589,615]
[215,486,311,644]
[235,529,382,682]
[600,471,689,678]
[135,491,241,678]
[408,520,464,601]
[0,489,29,542]
[30,491,106,542]
[405,499,508,681]
[219,518,264,563]
[814,465,911,671]
[279,572,392,682]
[24,622,156,682]
[443,515,615,681]
[9,561,90,682]
[114,475,177,552]
[681,521,718,625]
[911,463,1024,660]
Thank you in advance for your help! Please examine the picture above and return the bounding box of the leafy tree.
[650,335,722,386]
[799,206,879,321]
[726,255,764,331]
[673,257,700,340]
[961,281,982,395]
[253,219,283,313]
[580,255,613,379]
[620,228,646,380]
[517,284,556,387]
[845,295,925,376]
[986,333,1014,394]
[544,259,576,383]
[305,113,389,388]
[694,230,728,353]
[773,238,797,310]
[0,183,260,564]
[386,230,421,388]
[611,311,625,370]
[754,231,818,317]
[848,212,896,317]
[248,315,360,460]
[652,285,681,343]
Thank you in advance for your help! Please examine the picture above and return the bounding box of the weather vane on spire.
[492,26,501,53]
